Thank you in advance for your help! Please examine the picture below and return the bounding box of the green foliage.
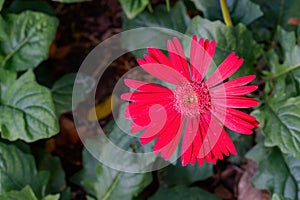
[158,161,213,186]
[52,0,91,3]
[0,143,50,198]
[0,186,60,200]
[119,0,149,19]
[251,0,300,30]
[0,11,58,71]
[264,28,300,87]
[190,0,263,25]
[0,70,59,142]
[272,193,292,200]
[5,0,56,16]
[122,1,190,57]
[51,73,95,116]
[72,149,152,200]
[0,16,6,41]
[0,0,4,11]
[185,16,262,77]
[36,150,67,194]
[149,185,220,200]
[258,97,300,157]
[246,144,300,199]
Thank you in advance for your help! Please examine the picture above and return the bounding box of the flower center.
[173,82,211,117]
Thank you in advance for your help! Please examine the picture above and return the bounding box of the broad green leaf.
[122,1,190,58]
[42,194,60,200]
[264,28,300,86]
[251,0,300,30]
[36,150,66,194]
[119,0,149,19]
[0,11,58,71]
[71,149,152,200]
[185,16,263,78]
[0,186,37,200]
[52,0,90,3]
[0,0,4,11]
[246,144,300,199]
[272,193,292,200]
[257,97,300,157]
[5,0,56,16]
[0,16,7,41]
[190,0,263,25]
[0,186,60,200]
[0,68,16,95]
[51,73,95,116]
[159,162,213,186]
[149,185,221,200]
[0,142,50,198]
[0,70,59,142]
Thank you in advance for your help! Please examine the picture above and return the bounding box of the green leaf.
[0,186,60,200]
[51,73,95,116]
[0,68,16,95]
[185,16,263,78]
[246,144,300,199]
[42,194,60,200]
[0,186,37,200]
[149,185,221,200]
[159,162,213,186]
[258,97,300,157]
[5,0,56,16]
[0,70,59,142]
[251,0,300,30]
[0,0,4,11]
[52,0,90,3]
[122,1,190,58]
[0,16,7,41]
[72,149,152,200]
[264,28,300,85]
[0,142,50,198]
[119,0,149,19]
[0,11,58,71]
[190,0,263,25]
[36,150,66,194]
[272,193,292,200]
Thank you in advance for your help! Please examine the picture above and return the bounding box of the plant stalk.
[220,0,232,26]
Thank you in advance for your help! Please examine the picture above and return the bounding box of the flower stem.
[166,0,170,11]
[220,0,232,26]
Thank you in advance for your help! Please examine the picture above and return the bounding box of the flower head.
[121,35,259,166]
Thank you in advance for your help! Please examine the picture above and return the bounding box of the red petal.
[121,92,172,102]
[160,117,185,160]
[210,108,254,134]
[167,38,190,79]
[138,56,188,85]
[214,75,256,89]
[181,117,201,166]
[152,110,184,156]
[210,85,258,96]
[139,104,170,144]
[147,47,173,67]
[211,96,259,108]
[124,79,171,93]
[190,35,216,82]
[206,53,244,88]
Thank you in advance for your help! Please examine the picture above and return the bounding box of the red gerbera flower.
[121,35,259,166]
